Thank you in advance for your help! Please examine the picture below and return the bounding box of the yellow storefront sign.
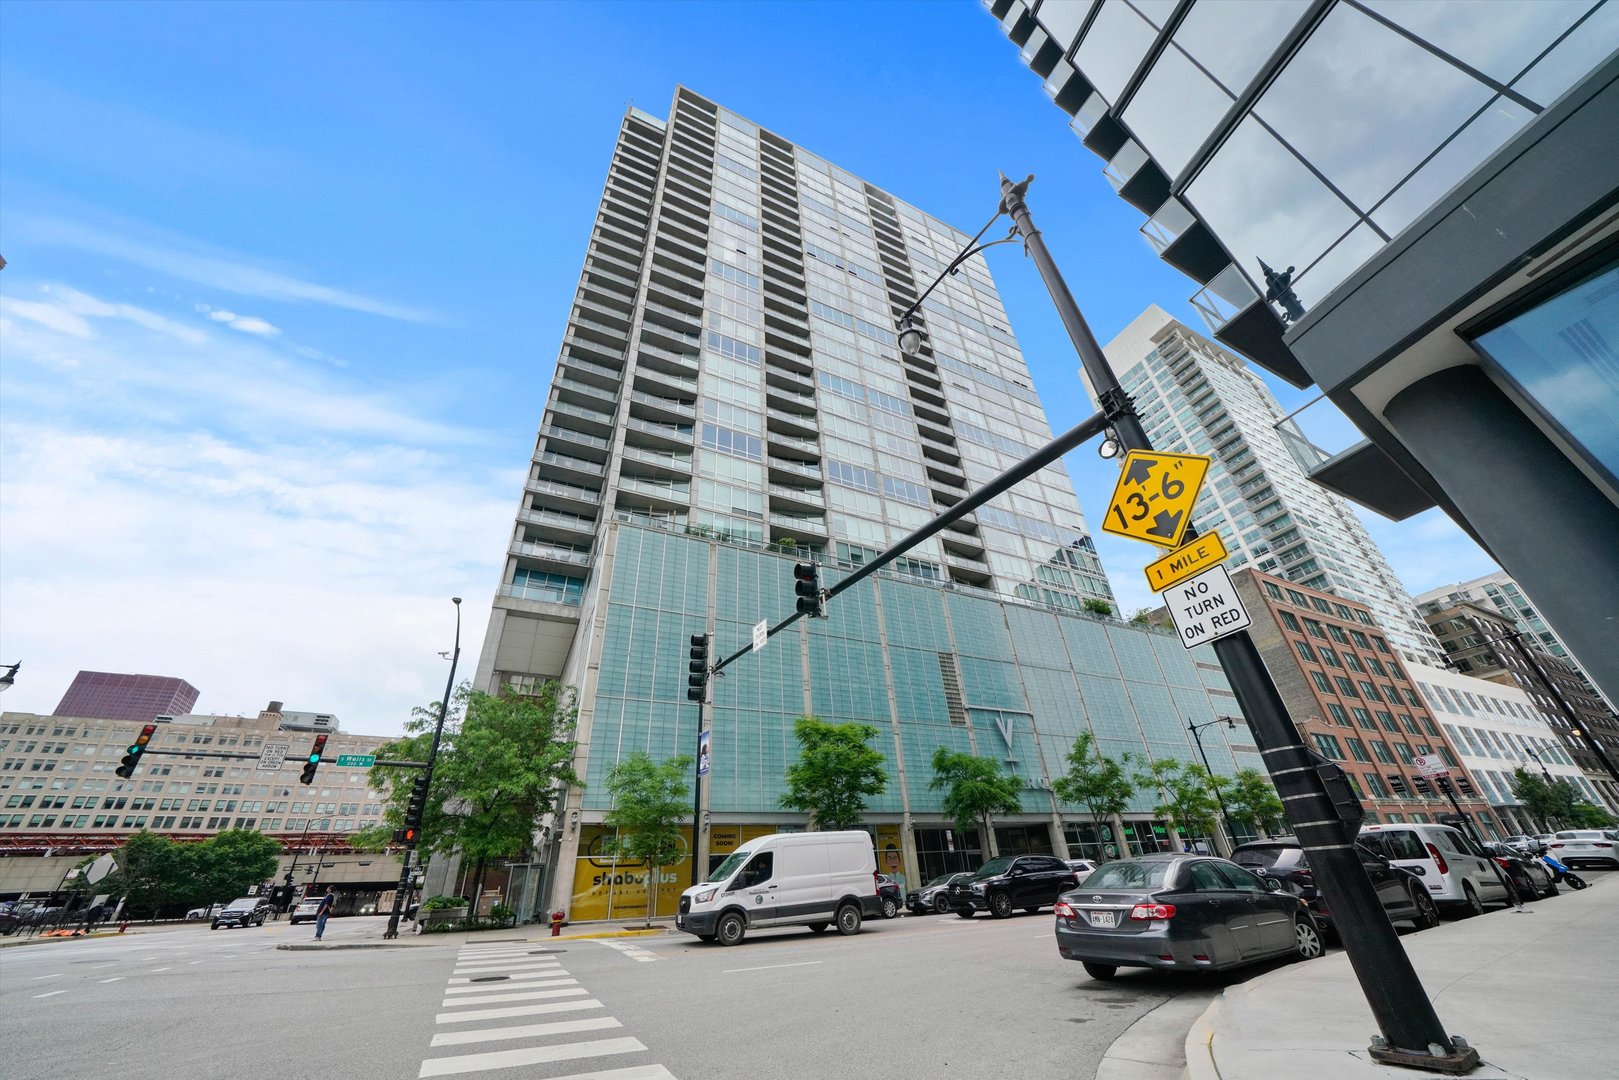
[1144,531,1230,593]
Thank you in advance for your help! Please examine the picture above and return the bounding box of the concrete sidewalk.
[1185,875,1618,1080]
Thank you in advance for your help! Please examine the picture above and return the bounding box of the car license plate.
[1088,910,1116,928]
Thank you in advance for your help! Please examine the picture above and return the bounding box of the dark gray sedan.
[1054,854,1322,980]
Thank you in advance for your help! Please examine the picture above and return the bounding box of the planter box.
[421,906,469,925]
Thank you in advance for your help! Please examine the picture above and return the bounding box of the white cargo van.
[675,830,880,945]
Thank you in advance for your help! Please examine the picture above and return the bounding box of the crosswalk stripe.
[536,1068,676,1080]
[441,984,580,1007]
[454,958,563,968]
[448,970,568,985]
[429,1016,621,1047]
[451,966,563,977]
[456,952,542,960]
[418,1036,645,1077]
[444,976,573,994]
[435,993,591,1023]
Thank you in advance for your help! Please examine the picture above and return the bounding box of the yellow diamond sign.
[1102,450,1211,549]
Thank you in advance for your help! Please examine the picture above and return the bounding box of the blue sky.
[0,0,1494,733]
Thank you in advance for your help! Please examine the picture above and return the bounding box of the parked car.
[288,897,324,925]
[1054,854,1322,980]
[674,830,880,945]
[875,874,902,919]
[1064,859,1098,879]
[948,854,1079,919]
[1231,837,1440,935]
[186,903,224,921]
[1482,843,1557,898]
[906,871,971,915]
[212,897,272,929]
[1501,834,1547,856]
[1545,829,1619,869]
[1358,823,1510,917]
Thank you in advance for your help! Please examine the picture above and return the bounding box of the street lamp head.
[897,316,923,357]
[1097,431,1123,459]
[452,597,462,606]
[0,662,18,693]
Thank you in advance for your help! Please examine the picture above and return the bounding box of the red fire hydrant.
[550,910,566,937]
[118,922,129,934]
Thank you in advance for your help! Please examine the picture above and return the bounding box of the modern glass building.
[1098,305,1442,666]
[473,89,1258,922]
[988,0,1619,717]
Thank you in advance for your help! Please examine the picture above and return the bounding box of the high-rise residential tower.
[1095,305,1442,666]
[474,89,1261,923]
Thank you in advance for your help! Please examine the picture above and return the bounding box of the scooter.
[1541,854,1588,890]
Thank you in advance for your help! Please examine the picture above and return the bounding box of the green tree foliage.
[1511,767,1616,829]
[603,752,693,926]
[929,748,1022,849]
[779,716,888,830]
[1053,733,1134,854]
[1223,768,1285,837]
[1081,598,1114,616]
[193,829,281,902]
[356,682,584,869]
[1133,758,1222,844]
[103,830,280,917]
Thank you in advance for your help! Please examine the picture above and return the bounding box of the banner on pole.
[697,730,711,776]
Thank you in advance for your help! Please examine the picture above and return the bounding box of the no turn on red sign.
[1164,564,1252,650]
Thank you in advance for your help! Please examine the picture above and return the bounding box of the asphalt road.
[0,906,1293,1080]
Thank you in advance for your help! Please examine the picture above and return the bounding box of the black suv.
[948,854,1078,919]
[1231,837,1440,936]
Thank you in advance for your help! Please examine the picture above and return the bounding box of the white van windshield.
[707,848,753,884]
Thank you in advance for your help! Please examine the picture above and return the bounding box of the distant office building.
[1097,305,1441,665]
[1419,600,1619,811]
[1417,571,1614,710]
[52,671,200,723]
[987,0,1619,714]
[1229,568,1500,836]
[474,89,1260,922]
[1407,661,1613,825]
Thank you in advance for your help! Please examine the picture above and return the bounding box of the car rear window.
[1231,846,1290,870]
[1086,860,1173,889]
[1362,830,1426,861]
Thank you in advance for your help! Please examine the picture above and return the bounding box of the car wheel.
[880,897,898,920]
[933,894,952,914]
[1294,916,1324,960]
[210,923,219,930]
[1411,887,1441,930]
[1460,882,1484,918]
[989,892,1014,919]
[805,922,829,934]
[1542,880,1559,897]
[956,907,976,919]
[836,903,862,936]
[1082,962,1117,981]
[715,912,746,947]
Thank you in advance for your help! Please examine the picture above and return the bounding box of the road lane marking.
[444,976,575,994]
[440,983,582,1007]
[34,991,67,998]
[451,962,564,975]
[100,977,126,983]
[417,1036,645,1077]
[188,960,207,965]
[435,994,591,1023]
[31,974,63,980]
[447,970,568,984]
[428,1016,622,1047]
[151,967,172,973]
[722,961,824,974]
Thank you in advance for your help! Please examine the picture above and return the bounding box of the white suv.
[1546,830,1619,869]
[1359,823,1510,917]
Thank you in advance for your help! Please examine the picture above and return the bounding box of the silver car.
[1546,830,1619,869]
[1054,854,1321,980]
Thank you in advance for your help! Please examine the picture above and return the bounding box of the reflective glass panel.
[1185,115,1358,294]
[1359,0,1595,85]
[1371,97,1533,237]
[1124,43,1232,177]
[1036,0,1096,51]
[1128,0,1178,28]
[1074,0,1158,103]
[1255,1,1495,211]
[1512,1,1619,108]
[1470,257,1619,489]
[1172,0,1310,96]
[1291,223,1383,309]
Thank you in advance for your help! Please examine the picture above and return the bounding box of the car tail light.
[1425,843,1449,875]
[1054,901,1076,919]
[1130,903,1176,920]
[1493,857,1512,869]
[1549,842,1564,849]
[873,872,880,894]
[1595,841,1614,848]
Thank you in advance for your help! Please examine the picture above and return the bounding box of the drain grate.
[470,975,509,983]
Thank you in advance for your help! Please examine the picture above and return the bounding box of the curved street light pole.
[1189,717,1239,851]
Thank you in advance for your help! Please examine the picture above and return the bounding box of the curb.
[276,942,438,951]
[1098,989,1220,1080]
[0,930,130,949]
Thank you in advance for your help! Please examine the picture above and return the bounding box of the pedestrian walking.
[313,886,336,941]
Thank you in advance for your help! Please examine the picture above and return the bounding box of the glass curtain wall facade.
[1098,306,1442,665]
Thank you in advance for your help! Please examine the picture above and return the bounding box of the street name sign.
[1413,753,1450,779]
[752,618,769,653]
[1101,450,1211,549]
[1165,565,1252,650]
[336,754,376,768]
[256,742,288,772]
[1144,531,1230,593]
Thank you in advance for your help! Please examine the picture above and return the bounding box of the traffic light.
[116,724,158,779]
[299,734,329,785]
[794,562,823,618]
[1387,773,1409,796]
[404,773,429,826]
[391,826,420,845]
[688,633,709,703]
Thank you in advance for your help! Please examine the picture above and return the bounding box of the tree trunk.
[646,864,658,928]
[983,815,998,858]
[470,857,486,914]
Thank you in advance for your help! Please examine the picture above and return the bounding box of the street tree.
[929,748,1022,855]
[779,715,888,830]
[1133,758,1221,848]
[1511,768,1617,828]
[109,831,198,918]
[1052,732,1134,858]
[356,681,584,904]
[603,752,692,927]
[1223,768,1285,837]
[194,829,281,902]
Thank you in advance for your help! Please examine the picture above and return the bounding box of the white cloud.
[17,214,434,324]
[0,296,93,338]
[206,308,281,336]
